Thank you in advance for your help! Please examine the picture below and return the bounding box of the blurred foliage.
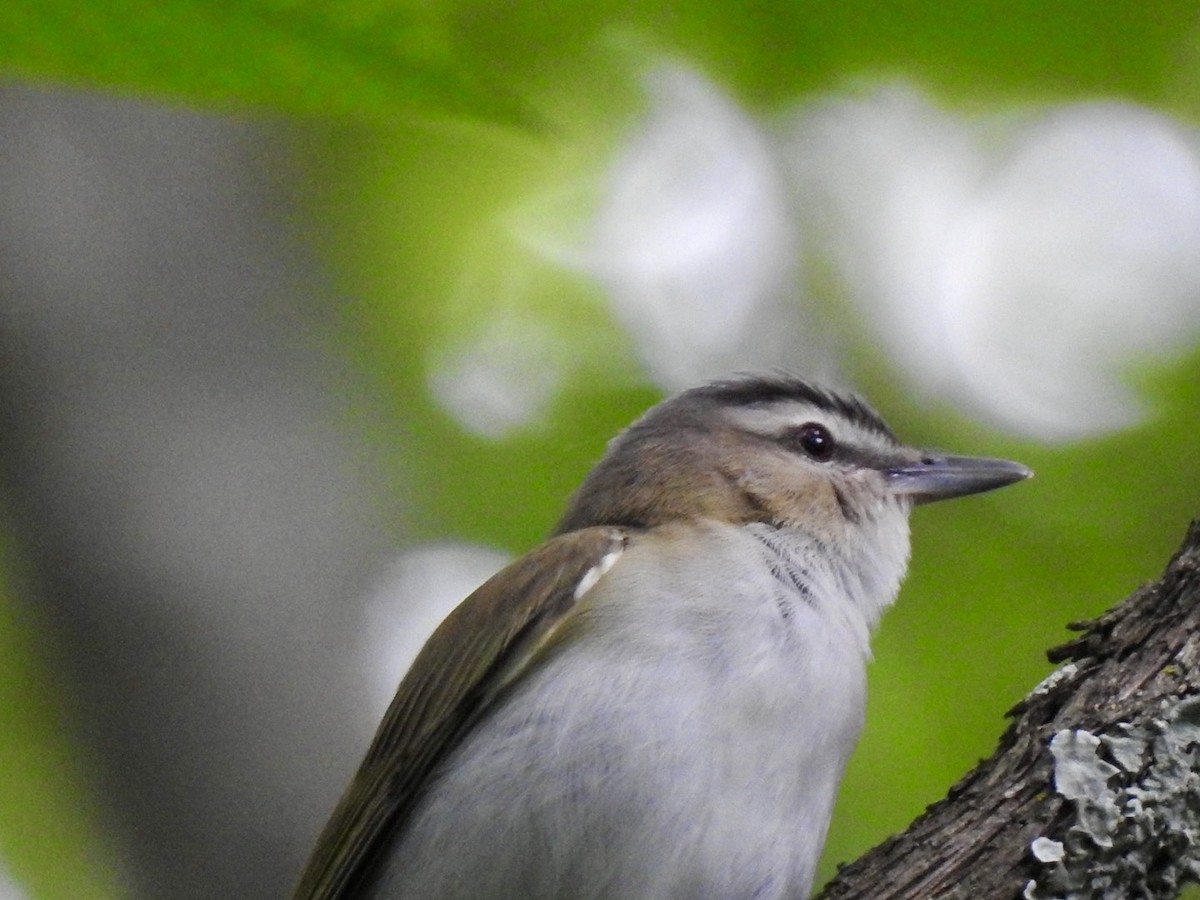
[4,0,1200,895]
[0,526,123,900]
[6,1,1197,125]
[0,0,535,124]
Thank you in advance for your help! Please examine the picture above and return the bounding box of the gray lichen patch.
[1023,695,1200,900]
[1030,662,1082,699]
[1030,837,1065,864]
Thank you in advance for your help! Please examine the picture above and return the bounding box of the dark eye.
[790,422,835,461]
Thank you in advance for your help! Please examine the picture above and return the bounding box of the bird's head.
[555,375,1030,545]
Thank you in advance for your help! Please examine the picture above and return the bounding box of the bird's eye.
[790,422,835,461]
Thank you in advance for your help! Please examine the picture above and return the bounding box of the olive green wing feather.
[292,525,629,900]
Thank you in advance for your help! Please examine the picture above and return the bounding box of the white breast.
[372,521,891,900]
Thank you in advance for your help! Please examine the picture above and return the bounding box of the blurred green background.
[2,2,1199,898]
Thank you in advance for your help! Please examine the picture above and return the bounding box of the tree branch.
[815,520,1200,900]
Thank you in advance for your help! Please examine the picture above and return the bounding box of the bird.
[293,374,1031,900]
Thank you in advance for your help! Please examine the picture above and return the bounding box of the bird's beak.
[885,453,1032,505]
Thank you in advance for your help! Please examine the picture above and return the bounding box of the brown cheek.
[804,482,845,521]
[716,451,847,531]
[754,477,843,531]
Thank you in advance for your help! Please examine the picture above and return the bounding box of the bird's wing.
[292,525,630,900]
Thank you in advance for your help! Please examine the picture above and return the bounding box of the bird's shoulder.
[292,524,630,900]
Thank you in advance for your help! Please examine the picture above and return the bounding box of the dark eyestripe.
[688,374,898,444]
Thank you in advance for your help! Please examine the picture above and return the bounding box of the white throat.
[745,502,911,652]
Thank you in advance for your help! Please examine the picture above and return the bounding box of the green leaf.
[0,0,534,126]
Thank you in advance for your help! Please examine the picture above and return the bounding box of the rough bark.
[815,520,1200,900]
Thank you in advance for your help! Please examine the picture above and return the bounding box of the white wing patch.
[488,536,626,699]
[573,546,624,600]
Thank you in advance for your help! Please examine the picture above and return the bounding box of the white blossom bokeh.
[429,310,570,440]
[587,66,827,388]
[789,86,1200,440]
[434,66,1200,442]
[0,861,27,900]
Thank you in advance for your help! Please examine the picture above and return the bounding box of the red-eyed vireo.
[294,375,1031,899]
